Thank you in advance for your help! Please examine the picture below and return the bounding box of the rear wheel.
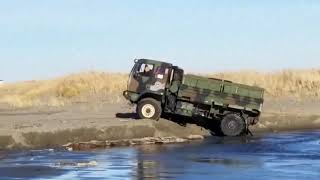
[220,113,246,136]
[137,98,162,120]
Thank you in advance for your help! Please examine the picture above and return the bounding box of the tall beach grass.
[0,69,319,107]
[0,72,128,107]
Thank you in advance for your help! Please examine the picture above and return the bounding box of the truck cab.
[123,59,182,119]
[124,59,177,103]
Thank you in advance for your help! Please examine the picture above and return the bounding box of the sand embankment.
[0,70,320,150]
[0,99,320,150]
[0,103,210,150]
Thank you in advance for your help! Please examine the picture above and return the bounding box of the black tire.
[137,98,162,120]
[220,113,246,136]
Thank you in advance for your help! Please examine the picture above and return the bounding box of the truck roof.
[137,59,172,67]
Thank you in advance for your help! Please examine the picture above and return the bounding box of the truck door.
[150,64,171,93]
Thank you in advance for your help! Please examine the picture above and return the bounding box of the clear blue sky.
[1,0,320,82]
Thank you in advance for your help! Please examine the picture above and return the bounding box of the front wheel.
[137,98,162,120]
[220,113,246,136]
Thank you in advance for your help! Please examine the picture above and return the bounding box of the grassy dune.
[0,69,320,107]
[0,72,128,107]
[211,69,320,98]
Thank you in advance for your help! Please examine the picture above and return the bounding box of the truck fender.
[137,92,163,103]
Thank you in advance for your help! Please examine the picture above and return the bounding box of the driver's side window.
[139,63,154,75]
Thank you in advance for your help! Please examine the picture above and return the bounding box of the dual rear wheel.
[220,113,246,136]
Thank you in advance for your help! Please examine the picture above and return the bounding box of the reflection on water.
[1,130,320,180]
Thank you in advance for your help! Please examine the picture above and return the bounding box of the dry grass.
[0,72,127,107]
[0,69,320,107]
[210,69,320,98]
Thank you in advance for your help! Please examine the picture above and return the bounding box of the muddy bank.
[0,99,320,150]
[1,114,320,150]
[63,135,205,151]
[0,118,210,150]
[254,114,320,132]
[0,136,14,149]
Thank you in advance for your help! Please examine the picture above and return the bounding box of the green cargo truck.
[123,59,264,136]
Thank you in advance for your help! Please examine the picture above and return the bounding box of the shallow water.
[1,130,320,180]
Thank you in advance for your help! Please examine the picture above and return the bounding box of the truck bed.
[177,75,264,112]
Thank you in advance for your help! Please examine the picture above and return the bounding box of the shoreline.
[1,98,320,151]
[1,122,319,152]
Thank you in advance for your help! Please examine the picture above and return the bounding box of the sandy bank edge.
[1,114,320,151]
[0,118,210,150]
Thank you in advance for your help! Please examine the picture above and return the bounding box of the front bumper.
[123,91,139,102]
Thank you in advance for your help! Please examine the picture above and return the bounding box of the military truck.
[123,59,264,136]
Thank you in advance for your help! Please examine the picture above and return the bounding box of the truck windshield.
[127,62,139,90]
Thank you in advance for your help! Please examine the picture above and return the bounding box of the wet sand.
[0,97,319,150]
